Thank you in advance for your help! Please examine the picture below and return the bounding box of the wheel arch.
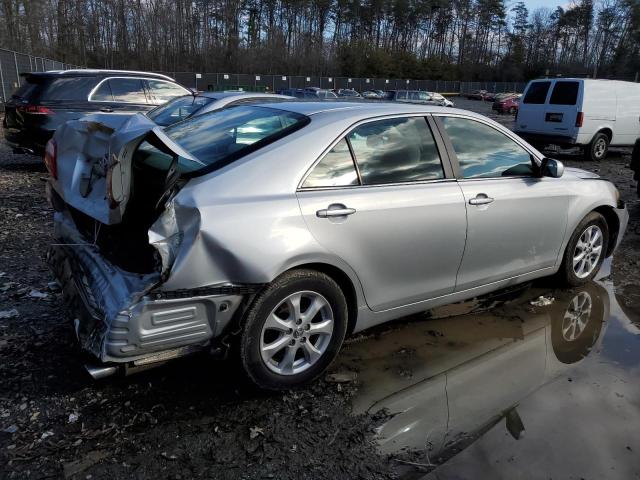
[592,205,620,257]
[281,262,361,336]
[596,128,613,143]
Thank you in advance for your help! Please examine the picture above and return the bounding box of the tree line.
[0,0,638,82]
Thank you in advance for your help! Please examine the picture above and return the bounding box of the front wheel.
[239,269,348,390]
[559,212,609,286]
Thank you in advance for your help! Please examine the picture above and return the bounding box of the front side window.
[108,78,148,103]
[302,139,358,188]
[164,105,308,171]
[146,95,214,126]
[147,80,189,104]
[440,116,533,179]
[523,81,551,104]
[549,81,579,105]
[347,117,444,185]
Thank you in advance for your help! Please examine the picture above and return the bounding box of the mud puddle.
[332,269,640,479]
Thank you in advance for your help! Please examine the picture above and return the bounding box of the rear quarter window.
[523,81,551,104]
[549,81,580,105]
[35,77,97,102]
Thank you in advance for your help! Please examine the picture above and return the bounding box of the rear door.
[89,77,151,113]
[515,80,552,134]
[435,114,569,291]
[297,115,467,311]
[543,80,582,138]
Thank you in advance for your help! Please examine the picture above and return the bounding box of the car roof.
[29,69,175,81]
[261,101,477,119]
[197,91,294,100]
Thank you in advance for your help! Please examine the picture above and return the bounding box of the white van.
[514,78,640,161]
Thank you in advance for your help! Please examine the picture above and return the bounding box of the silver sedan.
[47,102,628,389]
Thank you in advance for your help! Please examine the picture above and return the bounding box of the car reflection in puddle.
[333,272,640,479]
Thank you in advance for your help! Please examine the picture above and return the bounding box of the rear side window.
[347,117,444,185]
[302,139,359,188]
[108,78,148,103]
[147,80,189,104]
[523,81,551,104]
[549,81,579,105]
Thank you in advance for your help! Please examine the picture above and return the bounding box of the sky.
[521,0,568,11]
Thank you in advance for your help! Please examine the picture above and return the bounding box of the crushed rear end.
[46,114,246,375]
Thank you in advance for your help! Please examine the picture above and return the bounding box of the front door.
[436,115,569,292]
[297,116,467,311]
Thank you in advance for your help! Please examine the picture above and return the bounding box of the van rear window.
[549,81,579,105]
[523,82,551,104]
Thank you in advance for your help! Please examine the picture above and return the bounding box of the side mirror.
[540,158,564,178]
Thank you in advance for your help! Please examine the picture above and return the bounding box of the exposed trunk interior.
[69,143,183,274]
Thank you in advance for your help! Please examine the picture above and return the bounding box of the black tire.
[584,132,609,161]
[559,212,609,287]
[239,269,348,390]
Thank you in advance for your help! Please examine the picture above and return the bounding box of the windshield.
[157,105,309,174]
[147,95,215,126]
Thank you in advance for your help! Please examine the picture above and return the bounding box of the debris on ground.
[530,295,555,307]
[0,309,19,319]
[326,371,358,383]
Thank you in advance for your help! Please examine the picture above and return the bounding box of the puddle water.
[334,272,640,479]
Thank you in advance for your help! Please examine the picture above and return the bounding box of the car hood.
[564,167,601,179]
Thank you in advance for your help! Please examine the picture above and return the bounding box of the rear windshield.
[162,105,309,173]
[12,76,97,102]
[147,95,215,126]
[549,81,580,105]
[523,81,551,104]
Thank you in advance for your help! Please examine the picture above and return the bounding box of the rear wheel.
[239,269,348,390]
[559,212,609,286]
[584,132,609,161]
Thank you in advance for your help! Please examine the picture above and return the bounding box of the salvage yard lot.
[1,98,639,479]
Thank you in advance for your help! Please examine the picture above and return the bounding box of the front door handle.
[100,107,114,113]
[469,194,494,205]
[316,205,356,218]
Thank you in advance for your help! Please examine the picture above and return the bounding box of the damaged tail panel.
[47,114,243,367]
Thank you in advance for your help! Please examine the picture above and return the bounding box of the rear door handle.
[316,205,356,218]
[469,194,494,205]
[100,107,113,113]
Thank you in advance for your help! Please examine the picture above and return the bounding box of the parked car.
[465,89,488,100]
[278,88,337,99]
[515,78,640,161]
[47,102,627,389]
[428,92,455,107]
[2,69,190,154]
[384,90,438,105]
[493,95,520,114]
[146,92,295,126]
[632,139,640,197]
[336,89,361,98]
[362,90,383,99]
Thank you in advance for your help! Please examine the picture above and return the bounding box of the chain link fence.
[0,48,83,104]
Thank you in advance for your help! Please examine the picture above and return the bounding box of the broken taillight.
[106,163,119,209]
[576,112,584,127]
[44,139,57,179]
[18,104,54,114]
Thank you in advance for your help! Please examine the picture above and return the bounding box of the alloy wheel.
[572,225,603,279]
[561,292,592,341]
[259,291,334,375]
[593,138,607,159]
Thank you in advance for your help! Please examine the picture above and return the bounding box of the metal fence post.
[13,52,20,87]
[0,57,6,103]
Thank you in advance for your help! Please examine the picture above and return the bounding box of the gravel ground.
[0,99,639,479]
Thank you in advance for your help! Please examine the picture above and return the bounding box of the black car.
[2,69,190,154]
